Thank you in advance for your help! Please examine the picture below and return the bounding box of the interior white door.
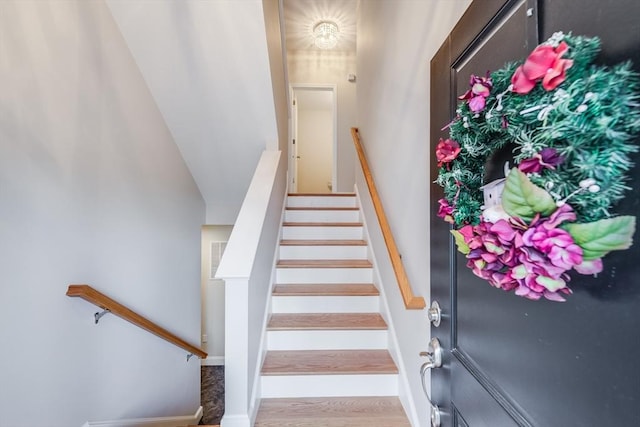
[294,88,334,193]
[289,93,299,193]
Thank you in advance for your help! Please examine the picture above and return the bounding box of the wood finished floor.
[272,283,379,296]
[288,193,356,197]
[254,397,411,427]
[279,239,367,246]
[267,313,387,330]
[282,222,364,227]
[273,283,380,296]
[286,206,360,211]
[277,259,372,268]
[261,350,398,376]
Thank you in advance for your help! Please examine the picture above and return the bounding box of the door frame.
[288,83,338,193]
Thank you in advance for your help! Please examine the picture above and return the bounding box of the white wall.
[298,108,333,193]
[0,1,205,426]
[288,51,357,192]
[356,1,471,425]
[263,0,290,154]
[201,225,234,365]
[106,0,279,225]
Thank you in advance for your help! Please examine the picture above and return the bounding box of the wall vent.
[210,241,227,279]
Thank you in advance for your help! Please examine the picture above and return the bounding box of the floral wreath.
[435,32,640,302]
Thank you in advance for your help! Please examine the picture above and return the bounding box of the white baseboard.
[220,413,252,427]
[201,355,225,366]
[82,406,203,427]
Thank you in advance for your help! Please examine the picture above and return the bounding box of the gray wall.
[0,1,205,425]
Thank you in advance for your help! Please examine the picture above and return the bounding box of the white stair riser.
[276,268,373,284]
[260,374,398,398]
[267,330,388,351]
[287,196,357,208]
[284,210,360,223]
[271,295,379,313]
[282,226,363,240]
[279,245,367,260]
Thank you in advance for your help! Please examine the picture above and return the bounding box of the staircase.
[254,193,411,426]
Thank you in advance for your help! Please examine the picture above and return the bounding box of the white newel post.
[221,277,251,427]
[215,150,286,427]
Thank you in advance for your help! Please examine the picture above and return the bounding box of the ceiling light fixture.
[313,20,339,50]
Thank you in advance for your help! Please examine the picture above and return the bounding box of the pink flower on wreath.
[518,148,565,174]
[511,255,572,302]
[574,258,604,275]
[511,41,574,94]
[436,138,461,167]
[453,204,590,302]
[523,227,583,270]
[437,199,455,224]
[542,204,577,229]
[459,74,493,113]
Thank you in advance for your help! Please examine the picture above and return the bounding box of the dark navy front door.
[430,0,640,425]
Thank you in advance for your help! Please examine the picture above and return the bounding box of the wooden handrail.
[67,284,207,358]
[351,128,426,310]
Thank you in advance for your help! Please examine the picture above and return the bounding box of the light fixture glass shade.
[313,21,339,49]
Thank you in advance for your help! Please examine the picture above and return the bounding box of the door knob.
[428,300,441,327]
[420,337,443,427]
[419,337,443,368]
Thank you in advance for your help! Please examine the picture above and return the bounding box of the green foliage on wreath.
[435,33,640,227]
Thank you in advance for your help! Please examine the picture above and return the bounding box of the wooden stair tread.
[280,239,367,246]
[277,259,372,268]
[268,313,387,330]
[273,283,379,296]
[261,350,398,375]
[255,397,410,427]
[282,221,362,227]
[288,193,356,197]
[286,206,359,211]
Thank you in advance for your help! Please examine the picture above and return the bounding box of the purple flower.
[515,283,572,302]
[437,199,454,224]
[548,243,583,270]
[490,220,517,243]
[458,224,476,243]
[459,74,493,113]
[543,204,576,229]
[512,261,568,293]
[517,246,567,278]
[543,288,572,302]
[522,226,583,270]
[574,258,603,275]
[453,199,592,302]
[518,148,565,174]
